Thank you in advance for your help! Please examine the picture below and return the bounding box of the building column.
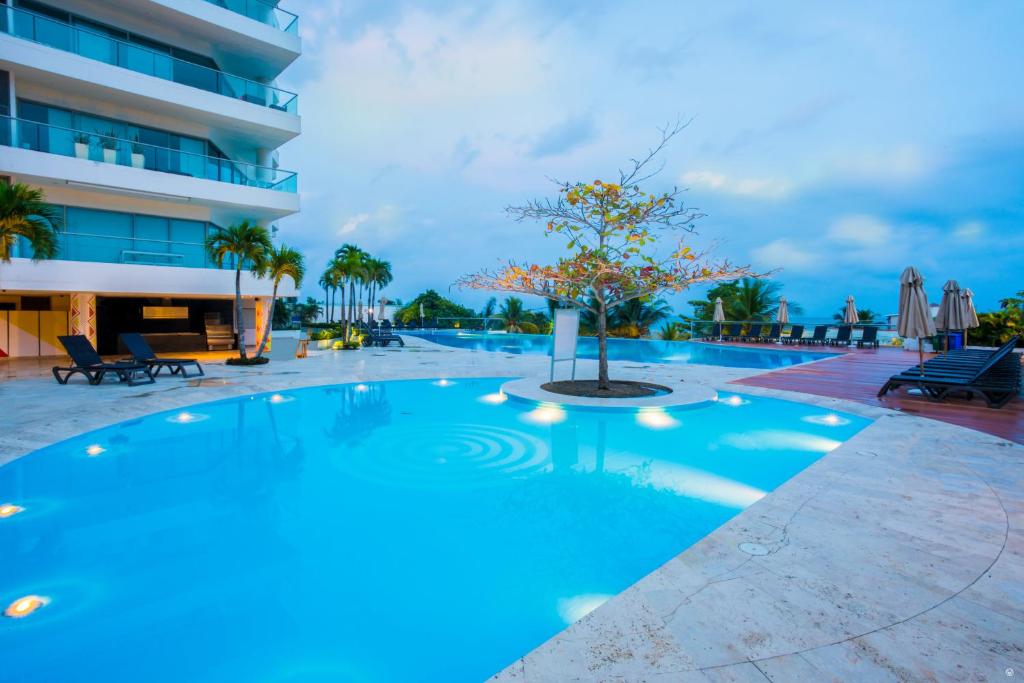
[69,293,97,347]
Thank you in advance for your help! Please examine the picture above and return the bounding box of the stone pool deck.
[2,337,1022,681]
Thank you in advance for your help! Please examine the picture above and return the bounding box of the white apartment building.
[0,0,300,357]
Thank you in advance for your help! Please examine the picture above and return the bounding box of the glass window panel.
[77,30,117,65]
[171,220,206,268]
[65,208,131,263]
[134,215,169,255]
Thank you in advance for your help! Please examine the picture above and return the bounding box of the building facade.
[0,0,300,357]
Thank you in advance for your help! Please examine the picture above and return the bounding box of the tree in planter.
[205,220,272,360]
[255,245,305,358]
[0,182,61,263]
[457,121,758,390]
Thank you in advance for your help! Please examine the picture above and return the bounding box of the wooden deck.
[729,345,1024,444]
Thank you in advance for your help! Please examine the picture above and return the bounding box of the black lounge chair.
[698,323,722,340]
[856,326,880,349]
[364,329,405,347]
[802,325,828,346]
[762,323,782,343]
[829,326,852,347]
[120,333,204,377]
[743,323,763,342]
[878,336,1021,408]
[53,335,155,386]
[783,324,804,345]
[721,323,742,341]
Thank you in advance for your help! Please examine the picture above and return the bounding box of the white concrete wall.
[1,258,299,299]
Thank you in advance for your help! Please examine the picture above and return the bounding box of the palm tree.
[364,256,393,320]
[497,296,526,332]
[0,182,62,262]
[256,245,305,358]
[833,307,877,323]
[726,278,781,321]
[205,220,272,359]
[612,297,673,337]
[335,244,366,335]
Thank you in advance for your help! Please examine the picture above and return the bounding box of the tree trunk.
[235,266,246,359]
[596,298,609,389]
[324,285,330,322]
[255,281,278,357]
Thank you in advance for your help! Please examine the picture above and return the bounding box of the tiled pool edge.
[490,387,1024,681]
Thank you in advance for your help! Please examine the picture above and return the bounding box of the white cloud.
[826,145,934,184]
[952,220,985,242]
[681,170,792,199]
[750,239,818,272]
[826,215,892,247]
[338,212,370,235]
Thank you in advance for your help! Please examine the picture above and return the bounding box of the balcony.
[3,5,298,114]
[203,0,298,35]
[4,117,298,193]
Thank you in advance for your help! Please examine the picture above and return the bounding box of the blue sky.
[275,0,1024,318]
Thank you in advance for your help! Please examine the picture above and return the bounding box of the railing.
[4,6,298,114]
[203,0,298,34]
[12,229,222,269]
[3,116,298,192]
[686,320,897,343]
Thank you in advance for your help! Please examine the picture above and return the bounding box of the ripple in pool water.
[0,378,869,682]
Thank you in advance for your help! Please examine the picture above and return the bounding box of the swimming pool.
[0,378,868,682]
[408,330,836,369]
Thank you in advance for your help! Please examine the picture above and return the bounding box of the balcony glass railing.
[203,0,298,34]
[4,6,298,114]
[3,116,298,192]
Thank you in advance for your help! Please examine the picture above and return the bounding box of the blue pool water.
[0,378,868,682]
[408,330,835,369]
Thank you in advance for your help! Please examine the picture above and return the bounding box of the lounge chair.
[762,323,782,343]
[829,326,853,347]
[783,324,804,345]
[743,323,763,342]
[721,323,742,341]
[365,329,405,347]
[856,326,880,349]
[266,336,301,361]
[802,325,828,346]
[698,323,722,340]
[53,335,155,386]
[120,333,204,377]
[878,336,1021,408]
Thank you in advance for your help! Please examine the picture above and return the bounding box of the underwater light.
[270,394,284,403]
[636,408,680,430]
[479,392,508,405]
[0,504,24,518]
[522,404,566,425]
[354,384,369,392]
[801,413,850,427]
[721,395,747,407]
[85,444,106,457]
[4,595,48,618]
[433,379,454,387]
[167,411,207,424]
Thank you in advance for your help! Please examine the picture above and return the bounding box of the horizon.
[274,0,1023,318]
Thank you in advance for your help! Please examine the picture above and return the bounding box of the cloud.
[952,220,985,242]
[529,114,598,158]
[338,213,371,235]
[750,239,818,272]
[826,145,934,184]
[681,170,793,199]
[826,215,892,247]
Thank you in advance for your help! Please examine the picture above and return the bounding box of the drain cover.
[738,542,770,556]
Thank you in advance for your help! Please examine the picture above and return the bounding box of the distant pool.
[409,330,836,369]
[0,378,869,682]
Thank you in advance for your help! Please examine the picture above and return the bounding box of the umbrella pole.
[918,343,925,375]
[944,332,949,356]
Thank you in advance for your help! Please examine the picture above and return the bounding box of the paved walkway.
[3,338,1022,681]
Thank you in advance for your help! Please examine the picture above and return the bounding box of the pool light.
[522,403,566,425]
[167,411,207,424]
[4,595,48,618]
[636,408,680,430]
[721,395,747,407]
[0,504,24,518]
[801,413,851,427]
[355,384,369,392]
[433,379,454,387]
[85,444,106,457]
[266,393,295,404]
[479,392,508,405]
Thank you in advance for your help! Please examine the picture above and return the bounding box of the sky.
[273,0,1024,319]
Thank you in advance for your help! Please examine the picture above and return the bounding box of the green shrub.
[518,321,540,334]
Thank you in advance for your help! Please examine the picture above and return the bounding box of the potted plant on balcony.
[73,133,90,160]
[99,131,118,164]
[129,136,145,169]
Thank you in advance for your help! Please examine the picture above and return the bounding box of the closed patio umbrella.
[843,295,859,325]
[378,297,386,321]
[960,288,980,347]
[777,297,790,324]
[897,266,936,374]
[934,280,965,354]
[712,297,725,340]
